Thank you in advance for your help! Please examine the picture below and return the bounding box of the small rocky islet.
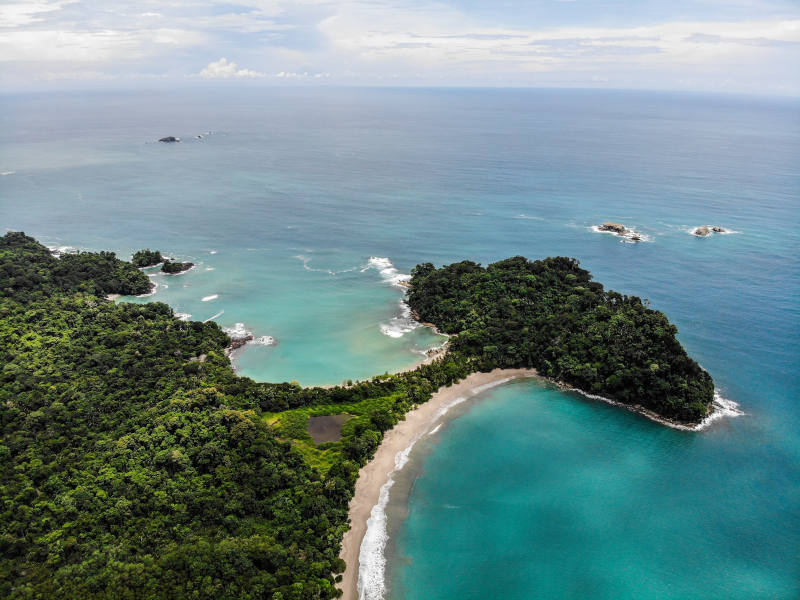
[160,259,194,274]
[595,222,732,241]
[693,225,729,236]
[597,221,643,241]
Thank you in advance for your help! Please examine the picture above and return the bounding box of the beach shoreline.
[336,365,739,599]
[337,368,538,600]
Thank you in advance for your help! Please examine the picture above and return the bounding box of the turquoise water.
[1,88,798,597]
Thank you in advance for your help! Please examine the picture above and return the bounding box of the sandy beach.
[338,367,538,600]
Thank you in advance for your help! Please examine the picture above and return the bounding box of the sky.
[1,0,799,95]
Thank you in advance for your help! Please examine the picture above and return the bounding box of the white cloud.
[0,0,797,93]
[319,13,800,67]
[0,28,207,62]
[0,0,76,28]
[199,57,265,78]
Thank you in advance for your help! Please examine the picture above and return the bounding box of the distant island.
[161,259,194,274]
[131,249,194,274]
[0,232,715,599]
[131,248,163,267]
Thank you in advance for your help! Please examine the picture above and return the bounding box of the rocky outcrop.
[694,226,711,236]
[227,336,253,351]
[158,136,180,143]
[694,225,728,236]
[599,222,627,234]
[595,222,644,242]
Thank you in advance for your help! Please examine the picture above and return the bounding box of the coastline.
[337,366,740,599]
[338,368,538,600]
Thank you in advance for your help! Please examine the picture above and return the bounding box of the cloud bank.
[0,0,798,94]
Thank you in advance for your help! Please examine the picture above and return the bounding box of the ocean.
[1,87,798,598]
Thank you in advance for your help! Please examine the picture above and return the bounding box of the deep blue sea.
[1,87,798,599]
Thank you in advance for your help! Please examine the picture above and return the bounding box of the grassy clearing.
[263,392,405,472]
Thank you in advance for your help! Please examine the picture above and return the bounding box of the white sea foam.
[696,390,744,429]
[514,214,545,220]
[411,338,449,357]
[470,377,515,395]
[223,322,250,340]
[203,310,224,323]
[428,423,442,435]
[136,281,158,297]
[358,437,420,600]
[687,226,741,237]
[567,386,742,431]
[366,256,412,287]
[379,300,419,338]
[294,254,358,275]
[222,323,277,346]
[175,312,191,321]
[201,294,218,302]
[0,171,15,176]
[209,250,217,254]
[433,396,468,421]
[49,245,76,257]
[205,267,215,271]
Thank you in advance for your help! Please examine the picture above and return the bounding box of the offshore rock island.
[1,232,714,599]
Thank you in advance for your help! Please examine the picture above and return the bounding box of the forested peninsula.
[0,233,713,599]
[407,257,714,422]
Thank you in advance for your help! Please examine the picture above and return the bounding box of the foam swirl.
[365,256,411,287]
[379,300,419,338]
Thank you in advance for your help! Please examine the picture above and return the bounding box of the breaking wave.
[136,279,158,297]
[201,294,218,302]
[364,256,411,287]
[222,323,277,347]
[379,300,419,338]
[696,390,744,429]
[222,322,250,340]
[358,440,414,600]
